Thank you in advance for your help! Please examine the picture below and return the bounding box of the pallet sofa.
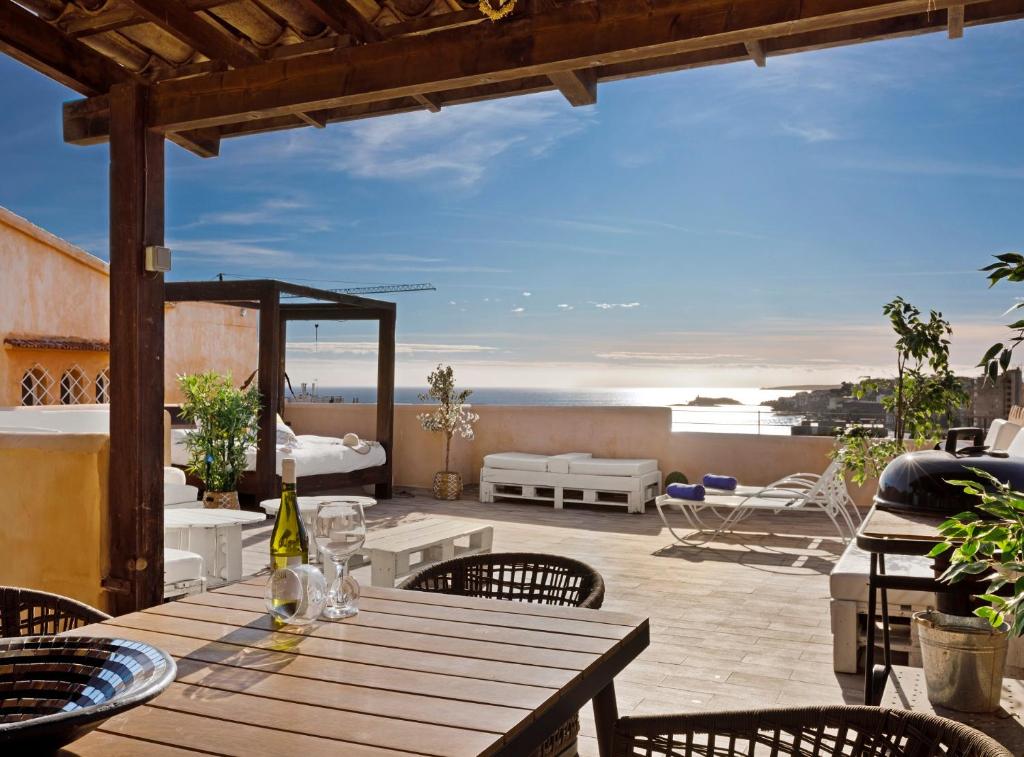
[479,452,661,514]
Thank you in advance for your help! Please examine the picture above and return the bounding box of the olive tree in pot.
[921,471,1024,712]
[417,365,479,500]
[178,372,261,509]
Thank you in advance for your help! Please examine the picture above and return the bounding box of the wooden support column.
[278,318,288,416]
[107,81,165,614]
[948,4,965,36]
[376,309,396,499]
[256,287,282,499]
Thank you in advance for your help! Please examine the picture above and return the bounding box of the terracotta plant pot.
[203,490,239,509]
[432,471,462,501]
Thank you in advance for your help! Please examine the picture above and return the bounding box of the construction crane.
[334,283,436,295]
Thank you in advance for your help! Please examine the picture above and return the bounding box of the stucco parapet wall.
[0,431,109,453]
[0,205,107,275]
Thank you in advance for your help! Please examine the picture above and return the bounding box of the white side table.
[260,496,376,564]
[164,508,266,584]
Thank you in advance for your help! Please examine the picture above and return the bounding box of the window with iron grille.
[20,365,54,406]
[95,367,110,404]
[60,365,90,405]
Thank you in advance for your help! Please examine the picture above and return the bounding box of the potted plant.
[178,372,261,509]
[417,364,479,500]
[922,469,1021,712]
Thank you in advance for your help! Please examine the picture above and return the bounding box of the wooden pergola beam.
[62,0,999,140]
[948,3,966,35]
[121,0,262,68]
[744,39,767,67]
[0,0,135,96]
[549,68,597,106]
[412,93,442,112]
[294,0,382,43]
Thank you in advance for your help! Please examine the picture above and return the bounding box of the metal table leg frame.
[863,551,893,705]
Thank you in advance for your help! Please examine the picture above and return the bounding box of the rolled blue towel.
[667,483,705,501]
[703,474,738,491]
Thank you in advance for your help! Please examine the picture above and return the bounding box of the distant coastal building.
[969,369,1023,425]
[0,206,257,407]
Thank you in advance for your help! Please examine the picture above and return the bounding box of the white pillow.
[276,413,299,445]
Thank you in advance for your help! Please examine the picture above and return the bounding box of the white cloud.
[522,291,532,297]
[169,238,299,264]
[781,123,839,143]
[557,304,574,311]
[511,307,525,313]
[597,351,748,363]
[591,302,641,310]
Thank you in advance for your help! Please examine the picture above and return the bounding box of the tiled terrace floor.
[241,489,863,756]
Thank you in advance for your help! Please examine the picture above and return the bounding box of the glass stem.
[333,558,348,606]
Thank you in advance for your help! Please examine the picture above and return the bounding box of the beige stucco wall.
[284,402,876,505]
[0,432,110,612]
[0,205,258,406]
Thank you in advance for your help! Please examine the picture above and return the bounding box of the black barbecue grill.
[874,427,1024,516]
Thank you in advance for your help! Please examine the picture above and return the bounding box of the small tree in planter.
[178,372,261,509]
[417,364,479,500]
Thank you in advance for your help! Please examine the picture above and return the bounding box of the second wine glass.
[313,501,367,619]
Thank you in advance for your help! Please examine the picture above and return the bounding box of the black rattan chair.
[612,705,1013,757]
[397,551,605,609]
[399,553,606,757]
[0,586,110,638]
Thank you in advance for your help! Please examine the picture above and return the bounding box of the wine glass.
[264,564,327,627]
[313,502,367,619]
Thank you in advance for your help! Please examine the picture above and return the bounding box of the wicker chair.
[399,553,605,757]
[612,705,1013,757]
[0,586,110,637]
[397,552,605,609]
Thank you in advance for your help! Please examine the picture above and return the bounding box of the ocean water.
[295,386,804,435]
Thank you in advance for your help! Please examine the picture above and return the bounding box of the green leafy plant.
[178,372,261,493]
[417,365,479,473]
[833,297,968,485]
[979,252,1024,380]
[930,469,1024,637]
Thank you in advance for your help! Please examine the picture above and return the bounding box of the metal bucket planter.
[432,472,462,501]
[913,610,1008,713]
[203,490,239,509]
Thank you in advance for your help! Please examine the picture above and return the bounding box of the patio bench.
[480,452,661,514]
[352,517,494,587]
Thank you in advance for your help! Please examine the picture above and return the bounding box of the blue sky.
[2,21,1023,389]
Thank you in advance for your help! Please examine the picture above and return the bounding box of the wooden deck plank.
[59,730,213,757]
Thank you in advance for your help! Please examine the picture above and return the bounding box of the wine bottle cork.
[282,457,296,484]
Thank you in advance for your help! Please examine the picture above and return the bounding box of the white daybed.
[480,452,660,513]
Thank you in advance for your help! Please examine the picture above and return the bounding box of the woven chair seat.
[400,553,605,757]
[612,705,1013,757]
[0,586,110,638]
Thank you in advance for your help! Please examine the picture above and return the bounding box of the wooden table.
[59,579,649,757]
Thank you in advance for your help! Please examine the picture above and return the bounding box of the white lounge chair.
[655,459,858,545]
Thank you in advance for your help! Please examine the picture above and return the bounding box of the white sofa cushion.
[164,466,187,486]
[829,544,934,606]
[568,458,658,477]
[165,548,204,584]
[546,453,593,474]
[164,483,199,506]
[483,452,551,472]
[993,421,1022,451]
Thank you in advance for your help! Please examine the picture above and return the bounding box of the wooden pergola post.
[376,308,395,499]
[107,82,165,614]
[256,284,282,500]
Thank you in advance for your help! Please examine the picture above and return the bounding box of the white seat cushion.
[568,458,658,476]
[993,421,1022,451]
[163,466,187,486]
[164,482,199,506]
[482,452,551,472]
[546,453,593,474]
[165,548,204,584]
[829,544,934,606]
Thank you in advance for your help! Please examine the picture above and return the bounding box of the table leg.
[864,551,878,704]
[593,681,618,757]
[863,551,893,705]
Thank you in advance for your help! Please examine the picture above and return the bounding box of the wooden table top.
[163,508,268,527]
[59,580,649,756]
[857,507,947,555]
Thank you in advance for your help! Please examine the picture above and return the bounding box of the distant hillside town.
[767,369,1023,436]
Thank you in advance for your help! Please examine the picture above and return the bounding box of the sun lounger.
[480,452,661,513]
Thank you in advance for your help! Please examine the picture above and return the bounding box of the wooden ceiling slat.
[412,92,442,111]
[0,0,137,96]
[121,0,263,68]
[294,0,383,42]
[67,0,1000,136]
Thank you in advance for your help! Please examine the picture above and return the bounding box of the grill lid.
[873,428,1024,515]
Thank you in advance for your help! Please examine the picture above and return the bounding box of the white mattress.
[170,429,386,477]
[568,458,658,476]
[482,451,594,474]
[830,544,934,605]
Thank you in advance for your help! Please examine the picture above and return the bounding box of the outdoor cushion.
[164,466,187,486]
[164,483,199,506]
[993,420,1021,451]
[984,419,1007,449]
[482,452,551,472]
[164,548,204,584]
[829,543,934,606]
[545,452,593,474]
[568,458,658,476]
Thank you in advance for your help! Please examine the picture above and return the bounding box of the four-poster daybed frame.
[165,279,395,502]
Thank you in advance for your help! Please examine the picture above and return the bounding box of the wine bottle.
[270,457,309,572]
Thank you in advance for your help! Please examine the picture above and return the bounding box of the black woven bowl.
[0,636,176,751]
